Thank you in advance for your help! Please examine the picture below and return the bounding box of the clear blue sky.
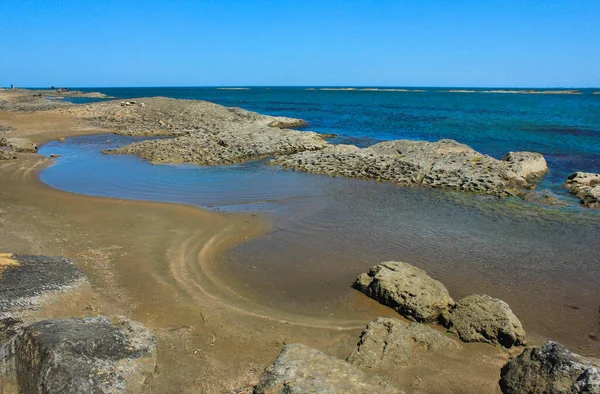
[2,0,599,87]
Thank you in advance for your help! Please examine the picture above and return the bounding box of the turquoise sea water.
[40,87,600,353]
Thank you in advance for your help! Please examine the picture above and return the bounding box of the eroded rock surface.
[564,172,600,208]
[499,341,600,394]
[272,139,548,197]
[347,317,460,369]
[0,137,37,153]
[441,294,526,348]
[353,261,455,322]
[0,317,157,393]
[0,147,16,160]
[254,343,400,394]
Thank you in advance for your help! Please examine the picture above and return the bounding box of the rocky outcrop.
[0,137,37,153]
[254,343,400,394]
[353,262,455,323]
[499,341,600,394]
[0,317,157,393]
[347,317,460,369]
[441,294,526,348]
[271,139,547,197]
[0,254,87,341]
[564,172,600,208]
[0,147,16,160]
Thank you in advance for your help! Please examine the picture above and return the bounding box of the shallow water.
[40,134,600,354]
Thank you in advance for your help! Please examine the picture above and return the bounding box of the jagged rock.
[0,253,87,341]
[564,172,600,208]
[347,317,460,369]
[353,262,455,323]
[0,146,16,160]
[0,137,37,153]
[441,294,526,348]
[502,151,548,179]
[499,341,600,394]
[272,139,547,197]
[254,344,401,394]
[0,317,157,393]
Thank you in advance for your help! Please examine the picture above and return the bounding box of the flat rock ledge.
[564,172,600,208]
[353,261,455,323]
[0,317,157,394]
[441,294,526,349]
[347,317,461,370]
[499,341,600,394]
[271,139,548,197]
[254,343,401,394]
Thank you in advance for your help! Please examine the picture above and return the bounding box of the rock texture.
[254,343,400,394]
[0,317,157,393]
[499,341,600,394]
[441,294,526,348]
[0,147,16,160]
[0,137,37,153]
[353,262,455,323]
[564,172,600,208]
[272,139,548,197]
[347,317,460,369]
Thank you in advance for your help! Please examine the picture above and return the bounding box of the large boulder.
[254,343,401,393]
[564,172,600,208]
[0,137,37,153]
[0,317,157,393]
[347,317,460,369]
[499,341,600,394]
[441,294,526,348]
[502,151,548,180]
[353,262,455,323]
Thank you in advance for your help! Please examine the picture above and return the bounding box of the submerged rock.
[0,317,157,393]
[353,261,455,323]
[347,317,460,369]
[441,294,526,348]
[0,137,37,153]
[272,139,548,197]
[254,343,400,394]
[564,172,600,208]
[499,341,600,394]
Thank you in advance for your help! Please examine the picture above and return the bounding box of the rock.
[49,154,61,158]
[271,139,547,198]
[0,317,157,393]
[0,137,37,152]
[0,146,16,160]
[254,344,400,394]
[499,341,600,394]
[58,137,67,142]
[0,254,87,341]
[564,172,600,208]
[347,317,461,369]
[502,151,548,180]
[520,189,569,207]
[441,294,526,348]
[353,262,455,323]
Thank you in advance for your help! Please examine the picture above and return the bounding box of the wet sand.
[0,110,514,393]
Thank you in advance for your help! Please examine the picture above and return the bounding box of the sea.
[38,87,600,353]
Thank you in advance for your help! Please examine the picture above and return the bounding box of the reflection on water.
[40,135,600,354]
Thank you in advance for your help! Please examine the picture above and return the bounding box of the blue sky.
[1,0,599,87]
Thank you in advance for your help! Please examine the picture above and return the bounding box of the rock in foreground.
[272,139,548,197]
[0,147,16,160]
[564,172,600,208]
[254,343,400,394]
[499,341,600,394]
[353,261,455,322]
[441,294,526,348]
[0,137,37,153]
[347,317,460,369]
[0,317,157,393]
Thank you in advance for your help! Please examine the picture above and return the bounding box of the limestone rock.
[502,151,548,179]
[0,137,37,153]
[564,172,600,208]
[254,343,400,394]
[441,294,526,348]
[272,138,547,198]
[353,262,455,323]
[499,341,600,394]
[347,317,460,369]
[0,317,157,393]
[0,146,16,160]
